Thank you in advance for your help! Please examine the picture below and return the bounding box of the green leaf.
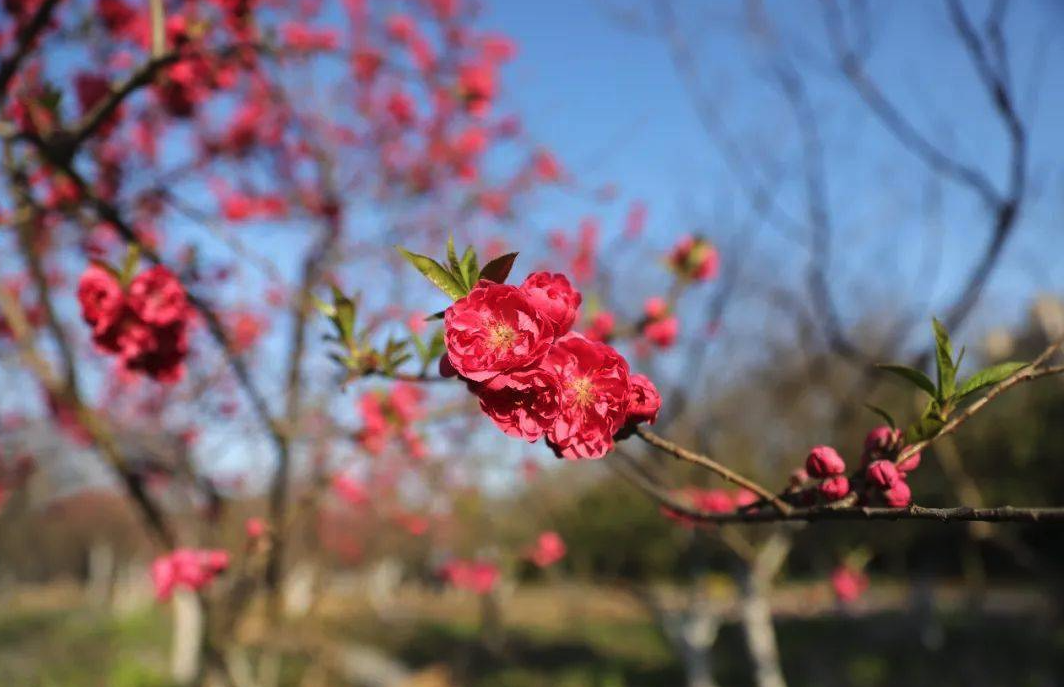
[410,332,429,363]
[863,403,896,429]
[956,361,1029,400]
[446,235,461,276]
[425,310,445,321]
[119,245,140,286]
[903,414,945,444]
[478,252,518,284]
[330,286,357,345]
[459,245,479,288]
[310,293,335,318]
[877,364,937,398]
[397,247,467,300]
[932,317,956,400]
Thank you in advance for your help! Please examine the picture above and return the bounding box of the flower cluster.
[442,273,660,459]
[77,264,191,382]
[860,426,920,507]
[805,445,850,502]
[151,548,230,601]
[439,559,500,595]
[798,426,922,507]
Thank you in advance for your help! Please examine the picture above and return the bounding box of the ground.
[1,582,1061,686]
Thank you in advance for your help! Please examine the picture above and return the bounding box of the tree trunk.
[739,532,791,687]
[171,590,205,686]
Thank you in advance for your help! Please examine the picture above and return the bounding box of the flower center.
[487,322,516,351]
[570,376,595,407]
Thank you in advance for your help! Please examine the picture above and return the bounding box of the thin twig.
[633,426,793,515]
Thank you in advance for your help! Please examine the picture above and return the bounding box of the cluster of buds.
[667,235,719,282]
[805,446,850,502]
[151,548,230,602]
[860,426,920,507]
[797,426,922,507]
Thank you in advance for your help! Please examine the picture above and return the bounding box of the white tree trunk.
[739,532,791,687]
[171,590,205,686]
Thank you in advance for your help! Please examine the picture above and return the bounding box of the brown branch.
[632,426,793,515]
[0,0,62,99]
[612,444,1064,524]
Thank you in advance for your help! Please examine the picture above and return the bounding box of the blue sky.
[481,0,1064,358]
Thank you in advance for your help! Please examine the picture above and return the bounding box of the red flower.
[519,271,581,337]
[332,474,369,507]
[668,235,719,281]
[643,315,678,348]
[474,366,559,442]
[77,265,124,336]
[540,333,630,459]
[626,373,661,426]
[831,565,868,604]
[127,265,187,327]
[528,531,566,568]
[151,548,229,602]
[584,310,615,342]
[441,559,499,595]
[443,280,554,387]
[458,62,495,116]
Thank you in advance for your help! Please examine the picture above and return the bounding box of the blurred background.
[1,0,1063,685]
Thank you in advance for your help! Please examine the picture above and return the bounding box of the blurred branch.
[0,0,62,99]
[633,426,794,514]
[0,285,178,548]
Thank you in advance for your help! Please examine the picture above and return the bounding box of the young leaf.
[459,245,479,288]
[863,403,896,429]
[310,293,336,318]
[330,286,357,345]
[956,361,1029,400]
[876,364,937,398]
[446,235,461,276]
[479,252,518,284]
[932,318,956,400]
[903,414,945,444]
[397,247,467,300]
[119,245,141,286]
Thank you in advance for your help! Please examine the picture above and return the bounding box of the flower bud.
[789,467,809,488]
[866,460,900,488]
[882,479,912,507]
[819,475,850,502]
[806,445,846,478]
[897,450,921,473]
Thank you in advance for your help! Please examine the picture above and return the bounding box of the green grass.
[2,602,1062,686]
